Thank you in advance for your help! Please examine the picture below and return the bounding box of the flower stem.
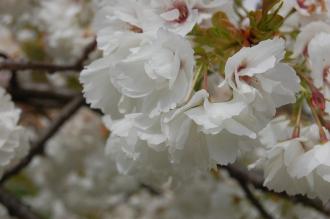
[309,101,328,143]
[183,63,206,103]
[292,98,303,138]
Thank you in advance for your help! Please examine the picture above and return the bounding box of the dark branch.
[75,39,98,67]
[221,164,330,217]
[0,187,42,219]
[236,179,274,219]
[1,95,85,184]
[11,87,77,103]
[0,61,82,72]
[0,40,96,73]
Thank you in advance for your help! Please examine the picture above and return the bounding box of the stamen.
[309,101,328,143]
[292,98,303,138]
[311,90,326,111]
[173,1,189,24]
[239,75,259,86]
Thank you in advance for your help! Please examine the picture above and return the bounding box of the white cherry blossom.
[255,118,330,202]
[186,91,256,138]
[289,139,330,203]
[182,80,258,164]
[293,21,330,58]
[223,38,300,118]
[111,29,195,117]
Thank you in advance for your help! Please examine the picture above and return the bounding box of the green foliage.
[248,0,284,43]
[191,12,243,75]
[262,0,282,15]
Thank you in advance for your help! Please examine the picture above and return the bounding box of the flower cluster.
[79,0,330,204]
[81,0,231,178]
[252,8,330,202]
[4,0,330,217]
[83,0,298,169]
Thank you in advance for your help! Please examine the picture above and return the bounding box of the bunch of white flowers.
[78,0,330,205]
[4,0,330,217]
[81,0,232,179]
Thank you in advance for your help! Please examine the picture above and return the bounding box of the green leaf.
[262,0,282,15]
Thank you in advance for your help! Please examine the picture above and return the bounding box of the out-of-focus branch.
[0,187,42,219]
[220,164,330,217]
[236,178,274,219]
[75,39,98,67]
[12,87,76,102]
[0,61,82,72]
[0,95,85,184]
[0,39,96,73]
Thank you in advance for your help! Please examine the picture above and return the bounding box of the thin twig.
[1,95,85,184]
[237,179,274,219]
[0,187,42,219]
[0,40,96,73]
[220,164,330,217]
[0,61,81,72]
[11,87,77,103]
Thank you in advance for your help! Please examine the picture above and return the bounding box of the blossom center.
[172,1,189,24]
[235,62,260,87]
[237,62,247,72]
[239,75,260,86]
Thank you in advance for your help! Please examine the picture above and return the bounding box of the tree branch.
[11,87,77,104]
[236,179,274,219]
[220,164,330,217]
[1,95,85,184]
[0,40,96,73]
[0,187,42,219]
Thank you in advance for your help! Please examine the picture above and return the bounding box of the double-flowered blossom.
[293,21,330,57]
[223,38,300,118]
[186,38,300,164]
[253,117,330,202]
[111,29,195,117]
